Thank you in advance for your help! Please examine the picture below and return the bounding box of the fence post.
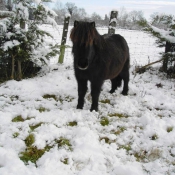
[58,15,70,64]
[162,41,170,72]
[108,11,118,34]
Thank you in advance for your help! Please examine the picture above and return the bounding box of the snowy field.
[0,25,175,175]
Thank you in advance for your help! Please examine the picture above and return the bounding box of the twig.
[135,58,164,73]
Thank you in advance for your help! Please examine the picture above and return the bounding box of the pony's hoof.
[109,89,115,94]
[77,105,83,109]
[122,91,128,96]
[90,107,98,112]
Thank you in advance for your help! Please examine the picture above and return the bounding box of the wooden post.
[20,19,25,29]
[108,11,118,35]
[58,16,70,64]
[162,41,170,72]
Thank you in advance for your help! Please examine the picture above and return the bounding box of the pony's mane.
[70,21,103,47]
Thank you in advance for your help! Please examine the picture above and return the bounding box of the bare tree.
[91,12,102,21]
[77,8,87,20]
[0,0,6,10]
[6,0,13,11]
[150,12,173,30]
[65,2,77,16]
[90,13,103,26]
[69,7,87,22]
[51,1,110,26]
[53,2,88,24]
[53,0,64,12]
[53,0,66,23]
[129,10,144,23]
[118,7,129,28]
[104,14,110,26]
[127,10,144,29]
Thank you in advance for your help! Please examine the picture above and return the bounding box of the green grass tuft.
[100,99,110,104]
[119,144,132,152]
[12,115,24,122]
[38,107,49,113]
[64,96,74,102]
[150,134,158,140]
[24,134,35,147]
[68,121,78,127]
[100,137,110,143]
[20,146,46,165]
[43,94,57,101]
[134,151,147,162]
[13,132,20,138]
[29,122,43,131]
[100,117,109,126]
[20,135,52,165]
[100,137,115,144]
[113,127,126,135]
[20,135,72,165]
[167,127,173,133]
[108,113,129,118]
[61,158,69,165]
[10,95,19,101]
[56,137,72,151]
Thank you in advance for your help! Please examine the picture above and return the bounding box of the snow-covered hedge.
[0,0,59,81]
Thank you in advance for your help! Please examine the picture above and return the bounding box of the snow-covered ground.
[0,25,175,175]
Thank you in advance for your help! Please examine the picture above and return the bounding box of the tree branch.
[135,58,164,73]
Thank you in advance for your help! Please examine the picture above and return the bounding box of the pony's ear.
[74,20,79,27]
[90,22,95,28]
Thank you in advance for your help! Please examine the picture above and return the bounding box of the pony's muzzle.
[78,66,88,70]
[77,60,89,70]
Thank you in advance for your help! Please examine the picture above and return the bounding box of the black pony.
[70,21,130,111]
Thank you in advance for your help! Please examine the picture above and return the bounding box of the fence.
[57,11,174,75]
[43,25,164,67]
[0,11,174,82]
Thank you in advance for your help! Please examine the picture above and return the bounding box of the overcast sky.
[58,0,175,20]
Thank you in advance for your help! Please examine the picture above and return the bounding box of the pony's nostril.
[77,60,89,70]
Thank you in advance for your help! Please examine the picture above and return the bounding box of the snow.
[42,4,58,17]
[0,25,175,175]
[110,18,117,24]
[3,40,20,51]
[33,0,41,5]
[111,10,118,13]
[0,18,10,33]
[16,2,29,20]
[0,11,14,17]
[150,25,175,43]
[45,16,58,28]
[65,13,71,18]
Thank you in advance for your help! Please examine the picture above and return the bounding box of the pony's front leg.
[77,79,88,109]
[90,81,103,111]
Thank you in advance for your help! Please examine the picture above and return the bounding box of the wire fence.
[0,24,165,82]
[42,24,164,67]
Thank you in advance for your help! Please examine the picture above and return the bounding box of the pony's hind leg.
[121,70,129,95]
[120,58,130,96]
[110,76,122,94]
[77,79,88,109]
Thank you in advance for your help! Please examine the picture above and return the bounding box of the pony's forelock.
[70,21,100,47]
